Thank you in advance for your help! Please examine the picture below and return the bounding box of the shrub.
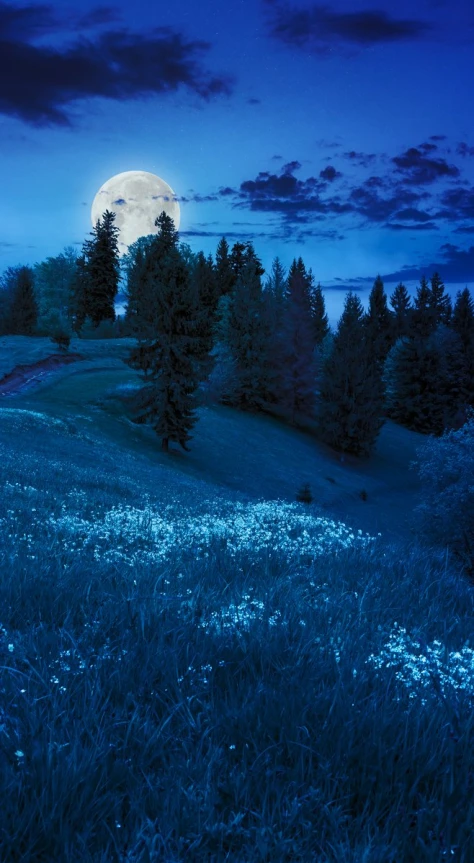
[296,482,313,504]
[50,330,71,352]
[409,408,474,577]
[359,489,368,501]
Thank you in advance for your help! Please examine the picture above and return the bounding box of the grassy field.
[0,336,473,862]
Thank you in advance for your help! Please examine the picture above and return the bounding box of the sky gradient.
[1,0,473,327]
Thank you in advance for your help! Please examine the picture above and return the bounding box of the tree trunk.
[161,437,169,452]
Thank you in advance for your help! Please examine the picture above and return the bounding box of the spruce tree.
[451,287,474,410]
[215,237,235,298]
[310,282,330,347]
[260,257,289,404]
[383,333,453,435]
[189,250,221,390]
[429,272,452,327]
[278,257,318,423]
[389,282,412,341]
[82,209,120,326]
[9,266,39,335]
[69,255,91,335]
[364,275,395,369]
[225,256,271,411]
[127,242,209,453]
[411,276,436,339]
[0,266,22,334]
[315,292,385,456]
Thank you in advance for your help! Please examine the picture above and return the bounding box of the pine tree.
[278,257,318,423]
[389,282,413,341]
[260,257,289,404]
[411,276,436,339]
[225,256,271,411]
[310,282,330,347]
[9,266,39,335]
[451,287,474,410]
[82,209,120,326]
[315,292,385,456]
[215,237,235,298]
[383,334,452,435]
[127,244,209,453]
[189,250,221,390]
[429,272,452,327]
[364,275,395,369]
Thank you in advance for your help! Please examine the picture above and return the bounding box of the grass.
[0,337,473,861]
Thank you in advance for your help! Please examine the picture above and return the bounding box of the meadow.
[0,337,473,862]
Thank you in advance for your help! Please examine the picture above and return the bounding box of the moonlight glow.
[90,170,181,256]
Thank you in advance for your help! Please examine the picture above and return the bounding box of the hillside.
[0,335,428,551]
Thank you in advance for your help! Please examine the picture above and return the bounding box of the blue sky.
[1,0,473,327]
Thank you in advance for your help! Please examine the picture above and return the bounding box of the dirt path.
[0,353,86,397]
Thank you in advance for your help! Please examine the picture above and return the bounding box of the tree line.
[0,208,473,456]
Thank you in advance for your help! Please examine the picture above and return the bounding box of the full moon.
[90,170,181,256]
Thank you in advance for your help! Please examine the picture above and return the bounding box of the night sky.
[1,0,473,327]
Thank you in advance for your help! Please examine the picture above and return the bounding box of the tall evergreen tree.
[278,257,318,423]
[0,266,22,334]
[451,287,474,409]
[9,266,39,335]
[82,209,120,326]
[225,256,271,411]
[126,226,210,452]
[189,250,221,389]
[315,292,385,456]
[215,237,235,298]
[364,275,395,368]
[383,332,454,435]
[310,282,330,347]
[411,276,436,339]
[429,272,452,327]
[389,282,412,341]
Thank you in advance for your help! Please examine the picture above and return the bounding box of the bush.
[50,331,71,352]
[409,408,474,577]
[296,482,313,504]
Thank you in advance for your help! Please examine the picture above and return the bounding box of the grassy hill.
[0,336,472,862]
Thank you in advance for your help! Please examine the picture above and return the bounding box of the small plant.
[296,482,313,504]
[359,489,368,501]
[50,330,71,352]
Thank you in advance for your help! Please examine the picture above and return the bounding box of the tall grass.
[0,405,473,861]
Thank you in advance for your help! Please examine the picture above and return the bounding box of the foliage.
[82,209,121,326]
[315,292,385,456]
[296,482,313,504]
[410,408,474,575]
[32,246,78,323]
[277,257,318,423]
[9,266,39,335]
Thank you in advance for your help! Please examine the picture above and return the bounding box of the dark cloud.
[319,165,341,181]
[381,243,474,283]
[247,97,261,104]
[454,226,474,234]
[457,142,474,157]
[393,207,434,222]
[263,1,432,52]
[430,134,447,141]
[386,222,438,231]
[348,180,424,224]
[112,198,126,205]
[0,2,234,127]
[436,185,474,221]
[392,146,460,184]
[343,150,377,168]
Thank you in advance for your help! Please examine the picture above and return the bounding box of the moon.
[90,170,181,257]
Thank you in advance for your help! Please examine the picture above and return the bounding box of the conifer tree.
[126,216,210,452]
[278,257,318,423]
[364,275,395,369]
[225,256,271,410]
[451,287,474,409]
[389,282,413,341]
[9,266,39,335]
[429,272,452,327]
[383,331,456,435]
[411,276,436,339]
[215,237,235,298]
[82,209,120,326]
[260,257,289,404]
[0,266,22,334]
[310,282,330,347]
[189,250,221,389]
[315,292,385,456]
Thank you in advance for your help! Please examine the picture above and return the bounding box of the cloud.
[263,1,432,53]
[76,6,120,28]
[457,142,474,157]
[435,185,474,221]
[343,150,377,168]
[381,243,474,283]
[392,145,460,184]
[319,165,341,181]
[0,2,234,127]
